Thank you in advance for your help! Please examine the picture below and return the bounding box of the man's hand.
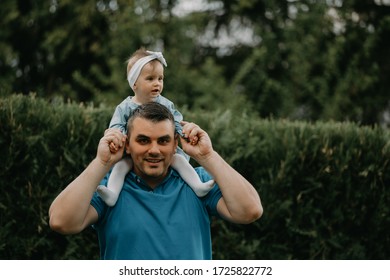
[97,128,126,166]
[179,121,213,163]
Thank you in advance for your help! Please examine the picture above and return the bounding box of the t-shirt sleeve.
[157,96,184,134]
[109,97,133,134]
[90,173,110,228]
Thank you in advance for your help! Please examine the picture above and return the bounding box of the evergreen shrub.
[1,95,389,259]
[188,109,390,259]
[0,94,110,259]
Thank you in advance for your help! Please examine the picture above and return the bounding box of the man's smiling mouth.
[146,158,162,163]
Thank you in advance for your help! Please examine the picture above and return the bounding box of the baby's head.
[126,48,167,90]
[126,48,150,76]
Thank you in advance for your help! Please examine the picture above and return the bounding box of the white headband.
[127,51,167,88]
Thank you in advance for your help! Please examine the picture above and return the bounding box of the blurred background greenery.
[1,0,389,125]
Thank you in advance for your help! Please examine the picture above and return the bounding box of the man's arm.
[49,129,126,234]
[180,121,263,224]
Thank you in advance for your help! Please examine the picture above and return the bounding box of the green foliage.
[1,0,389,125]
[209,0,390,125]
[2,95,388,259]
[185,105,390,259]
[0,94,112,259]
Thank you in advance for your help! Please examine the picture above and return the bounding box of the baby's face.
[132,61,164,104]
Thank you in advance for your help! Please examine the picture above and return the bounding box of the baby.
[97,48,214,206]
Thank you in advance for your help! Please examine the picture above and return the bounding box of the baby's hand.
[179,130,198,145]
[109,142,118,152]
[104,128,123,152]
[98,128,126,165]
[189,136,198,145]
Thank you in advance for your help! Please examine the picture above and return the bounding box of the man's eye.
[158,138,170,145]
[137,138,150,144]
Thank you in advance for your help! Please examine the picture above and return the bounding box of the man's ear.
[125,137,131,154]
[174,133,179,148]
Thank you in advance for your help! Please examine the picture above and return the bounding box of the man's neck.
[132,169,170,190]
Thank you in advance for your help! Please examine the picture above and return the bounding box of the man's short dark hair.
[127,102,175,135]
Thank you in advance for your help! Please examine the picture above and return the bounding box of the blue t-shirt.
[90,167,222,260]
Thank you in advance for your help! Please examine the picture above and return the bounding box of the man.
[49,102,263,259]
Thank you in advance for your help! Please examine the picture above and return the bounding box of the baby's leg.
[97,157,133,206]
[171,154,214,197]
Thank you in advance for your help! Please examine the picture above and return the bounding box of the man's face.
[125,117,178,188]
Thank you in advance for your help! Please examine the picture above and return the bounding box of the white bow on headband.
[127,51,167,88]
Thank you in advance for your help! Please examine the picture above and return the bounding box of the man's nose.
[148,142,160,154]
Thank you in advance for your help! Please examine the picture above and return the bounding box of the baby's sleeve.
[109,97,132,134]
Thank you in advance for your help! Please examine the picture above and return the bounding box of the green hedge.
[0,94,109,259]
[1,94,389,259]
